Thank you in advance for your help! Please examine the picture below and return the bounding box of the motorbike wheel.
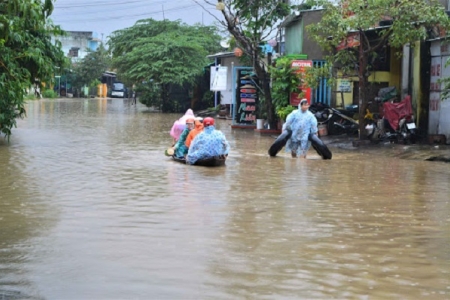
[400,125,420,144]
[409,128,421,144]
[327,115,346,135]
[327,115,358,136]
[402,136,411,145]
[368,124,385,143]
[369,132,382,144]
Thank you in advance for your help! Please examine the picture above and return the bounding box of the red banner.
[289,60,313,106]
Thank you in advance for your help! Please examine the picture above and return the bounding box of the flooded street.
[1,98,449,299]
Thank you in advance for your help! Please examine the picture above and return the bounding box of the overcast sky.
[51,0,224,41]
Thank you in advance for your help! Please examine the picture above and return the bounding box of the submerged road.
[0,98,449,299]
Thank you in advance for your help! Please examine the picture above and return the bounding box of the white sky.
[50,0,224,41]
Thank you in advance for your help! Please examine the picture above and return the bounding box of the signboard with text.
[289,60,313,106]
[235,68,257,124]
[210,66,228,91]
[338,79,352,93]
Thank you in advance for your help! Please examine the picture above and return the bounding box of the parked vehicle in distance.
[110,82,128,98]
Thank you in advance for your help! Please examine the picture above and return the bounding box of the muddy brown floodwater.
[0,98,449,299]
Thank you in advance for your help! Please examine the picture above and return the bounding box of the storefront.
[428,39,450,143]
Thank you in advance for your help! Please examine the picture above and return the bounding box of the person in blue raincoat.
[186,117,230,165]
[283,99,318,158]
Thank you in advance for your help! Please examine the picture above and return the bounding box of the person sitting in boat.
[170,108,195,143]
[186,117,230,165]
[185,117,204,148]
[173,118,195,158]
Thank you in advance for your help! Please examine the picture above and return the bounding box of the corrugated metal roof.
[280,8,324,28]
[279,14,302,28]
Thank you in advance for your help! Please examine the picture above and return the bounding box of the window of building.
[68,47,79,57]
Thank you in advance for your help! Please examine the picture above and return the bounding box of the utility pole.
[162,5,165,20]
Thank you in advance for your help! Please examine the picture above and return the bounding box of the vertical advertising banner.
[289,60,313,106]
[236,69,258,124]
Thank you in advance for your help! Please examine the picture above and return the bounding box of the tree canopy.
[307,0,450,138]
[107,19,222,111]
[0,0,65,139]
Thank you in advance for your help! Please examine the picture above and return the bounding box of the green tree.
[135,80,162,109]
[270,56,304,120]
[71,43,112,90]
[0,0,65,139]
[307,0,450,139]
[107,19,221,112]
[200,0,293,128]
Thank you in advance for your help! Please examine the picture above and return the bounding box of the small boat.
[171,155,226,167]
[166,146,226,166]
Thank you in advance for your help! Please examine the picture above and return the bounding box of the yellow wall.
[389,48,401,88]
[412,41,422,124]
[335,48,402,107]
[335,77,355,107]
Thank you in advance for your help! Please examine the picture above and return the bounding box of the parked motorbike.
[365,95,420,144]
[309,102,359,135]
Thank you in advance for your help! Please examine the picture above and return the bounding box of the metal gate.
[312,60,331,105]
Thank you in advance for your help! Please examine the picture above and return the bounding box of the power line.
[51,4,204,23]
[54,0,175,8]
[55,1,145,8]
[53,0,175,16]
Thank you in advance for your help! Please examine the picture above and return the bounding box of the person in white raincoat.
[283,99,318,158]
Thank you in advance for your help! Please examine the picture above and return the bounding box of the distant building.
[279,9,326,60]
[53,31,102,62]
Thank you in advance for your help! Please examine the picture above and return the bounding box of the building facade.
[53,31,101,62]
[280,9,331,105]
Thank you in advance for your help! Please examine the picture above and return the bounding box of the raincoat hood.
[178,109,195,123]
[170,109,195,140]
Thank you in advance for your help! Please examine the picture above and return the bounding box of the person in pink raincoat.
[170,109,195,143]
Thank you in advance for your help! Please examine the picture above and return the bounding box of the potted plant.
[255,95,267,129]
[276,105,296,122]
